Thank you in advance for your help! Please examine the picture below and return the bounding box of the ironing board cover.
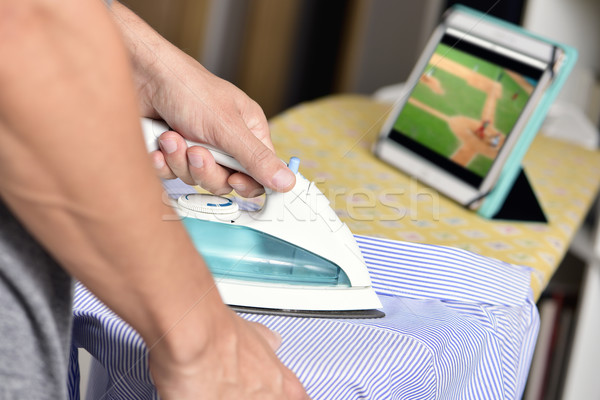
[266,95,600,300]
[68,183,538,400]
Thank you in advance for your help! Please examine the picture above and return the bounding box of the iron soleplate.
[231,305,385,319]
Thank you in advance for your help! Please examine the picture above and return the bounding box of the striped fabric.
[69,235,538,399]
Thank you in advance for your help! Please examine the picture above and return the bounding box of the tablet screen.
[388,33,546,187]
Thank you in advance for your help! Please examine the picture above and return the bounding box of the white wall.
[342,0,445,94]
[523,0,600,71]
[200,0,249,82]
[523,0,600,120]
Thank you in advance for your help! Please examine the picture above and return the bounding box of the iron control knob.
[177,193,240,219]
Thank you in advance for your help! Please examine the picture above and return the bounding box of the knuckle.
[288,382,308,400]
[249,146,274,170]
[190,170,232,196]
[207,184,232,196]
[157,168,175,180]
[180,176,196,186]
[282,370,307,399]
[187,170,204,187]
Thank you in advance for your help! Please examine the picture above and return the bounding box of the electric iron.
[141,118,384,318]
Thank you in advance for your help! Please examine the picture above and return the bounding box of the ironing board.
[68,182,538,400]
[266,95,600,300]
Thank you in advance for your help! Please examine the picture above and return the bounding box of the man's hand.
[110,2,295,198]
[149,302,309,400]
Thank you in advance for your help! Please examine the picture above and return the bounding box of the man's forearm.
[0,3,310,397]
[0,0,222,349]
[107,1,166,117]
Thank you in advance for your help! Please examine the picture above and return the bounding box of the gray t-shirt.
[0,200,73,399]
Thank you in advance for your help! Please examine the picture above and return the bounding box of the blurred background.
[120,0,600,124]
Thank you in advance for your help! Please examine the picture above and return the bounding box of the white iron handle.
[140,117,249,175]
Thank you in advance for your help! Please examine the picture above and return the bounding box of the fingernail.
[159,138,177,154]
[229,182,246,192]
[272,168,295,191]
[187,152,204,168]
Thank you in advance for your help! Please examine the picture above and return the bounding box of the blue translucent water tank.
[182,218,351,287]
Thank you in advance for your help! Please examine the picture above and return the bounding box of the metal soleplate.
[230,305,385,319]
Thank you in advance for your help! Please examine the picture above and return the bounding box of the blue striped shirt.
[68,236,537,399]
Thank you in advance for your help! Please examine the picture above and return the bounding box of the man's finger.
[213,128,296,193]
[187,146,233,195]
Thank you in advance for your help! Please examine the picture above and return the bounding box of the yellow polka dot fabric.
[264,95,600,300]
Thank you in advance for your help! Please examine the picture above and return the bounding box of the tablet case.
[449,6,579,219]
[492,169,546,222]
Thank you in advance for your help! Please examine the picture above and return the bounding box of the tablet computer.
[374,7,564,210]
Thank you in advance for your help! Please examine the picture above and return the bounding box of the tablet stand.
[490,168,546,222]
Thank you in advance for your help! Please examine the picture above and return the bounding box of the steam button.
[288,157,300,174]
